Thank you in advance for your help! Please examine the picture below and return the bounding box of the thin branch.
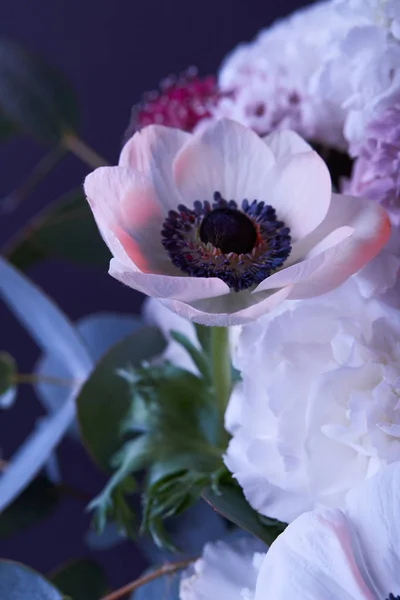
[100,557,197,600]
[1,146,66,214]
[14,373,79,387]
[63,133,109,169]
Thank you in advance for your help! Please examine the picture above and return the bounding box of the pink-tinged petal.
[344,463,400,599]
[159,285,293,326]
[109,258,230,303]
[287,197,391,299]
[255,509,374,600]
[173,118,275,206]
[253,227,353,293]
[119,125,191,211]
[262,150,332,241]
[263,129,313,161]
[85,166,175,274]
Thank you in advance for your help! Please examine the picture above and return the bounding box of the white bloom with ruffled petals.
[84,120,389,326]
[254,462,400,600]
[225,266,400,522]
[180,535,265,600]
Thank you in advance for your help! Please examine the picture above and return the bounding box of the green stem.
[62,133,109,169]
[211,327,232,422]
[14,373,78,387]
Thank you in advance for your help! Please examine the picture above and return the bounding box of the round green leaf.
[0,561,63,600]
[51,560,108,600]
[4,190,111,270]
[0,38,79,142]
[77,326,166,470]
[0,351,17,407]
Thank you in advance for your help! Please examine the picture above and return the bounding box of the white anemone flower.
[84,119,389,326]
[254,463,400,600]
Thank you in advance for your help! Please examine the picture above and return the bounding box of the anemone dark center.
[199,207,257,254]
[386,594,400,600]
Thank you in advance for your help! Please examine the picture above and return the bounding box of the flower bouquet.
[0,0,400,598]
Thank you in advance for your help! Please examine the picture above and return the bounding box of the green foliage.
[0,112,16,141]
[51,559,108,600]
[77,325,166,471]
[0,351,16,405]
[0,475,60,538]
[0,561,63,599]
[0,38,78,142]
[4,190,111,270]
[203,472,287,546]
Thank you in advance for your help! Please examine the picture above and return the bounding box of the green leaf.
[0,560,63,599]
[0,38,78,142]
[0,351,16,407]
[0,475,60,538]
[203,475,286,546]
[4,190,111,270]
[169,331,211,383]
[0,112,16,141]
[51,560,108,600]
[76,326,166,471]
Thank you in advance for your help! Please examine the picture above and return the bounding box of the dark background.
[0,0,310,591]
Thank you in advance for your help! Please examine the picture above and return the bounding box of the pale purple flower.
[347,103,400,226]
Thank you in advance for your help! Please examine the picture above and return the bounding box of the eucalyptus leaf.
[4,190,111,270]
[0,257,93,512]
[203,478,286,546]
[0,561,63,600]
[0,475,60,538]
[0,351,16,407]
[76,326,166,470]
[51,560,108,600]
[0,38,78,142]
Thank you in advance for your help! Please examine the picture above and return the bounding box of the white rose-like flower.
[317,21,400,153]
[225,273,400,522]
[254,463,400,600]
[84,119,389,326]
[215,1,357,149]
[180,535,265,600]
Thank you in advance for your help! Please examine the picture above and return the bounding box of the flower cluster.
[81,0,400,598]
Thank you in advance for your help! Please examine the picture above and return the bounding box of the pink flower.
[84,119,390,326]
[125,68,219,137]
[347,103,400,226]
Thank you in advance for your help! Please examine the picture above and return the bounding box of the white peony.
[316,2,400,153]
[225,261,400,523]
[214,0,358,149]
[254,462,400,599]
[180,535,265,600]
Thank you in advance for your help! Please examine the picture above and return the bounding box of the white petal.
[263,129,313,161]
[119,125,190,212]
[344,463,400,598]
[253,226,353,293]
[109,258,230,303]
[287,195,391,299]
[173,118,275,206]
[85,166,175,274]
[160,285,292,326]
[261,150,332,241]
[255,509,374,600]
[180,536,264,600]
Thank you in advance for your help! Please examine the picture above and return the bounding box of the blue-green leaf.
[0,561,63,600]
